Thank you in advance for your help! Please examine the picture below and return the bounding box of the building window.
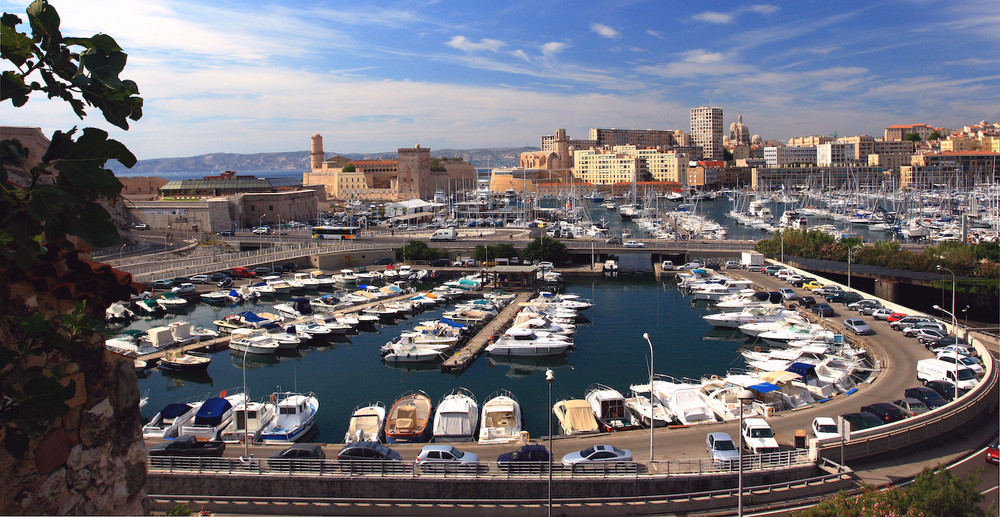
[269,204,274,211]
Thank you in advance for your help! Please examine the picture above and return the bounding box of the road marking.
[951,446,990,468]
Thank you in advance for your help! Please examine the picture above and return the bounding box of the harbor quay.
[137,260,999,515]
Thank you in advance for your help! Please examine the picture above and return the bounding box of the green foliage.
[341,163,355,172]
[928,131,942,140]
[428,158,447,172]
[399,239,445,261]
[904,132,922,142]
[794,467,986,517]
[522,236,568,264]
[0,0,142,458]
[166,504,194,516]
[474,243,518,262]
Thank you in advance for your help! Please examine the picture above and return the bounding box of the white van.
[916,358,978,390]
[429,228,457,241]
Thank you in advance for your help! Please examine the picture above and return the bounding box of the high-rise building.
[691,106,723,161]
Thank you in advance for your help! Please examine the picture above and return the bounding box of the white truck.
[916,358,978,390]
[741,251,764,269]
[430,227,457,241]
[741,418,780,454]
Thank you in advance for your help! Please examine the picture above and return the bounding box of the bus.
[311,226,361,240]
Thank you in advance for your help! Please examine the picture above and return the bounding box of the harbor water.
[133,277,750,442]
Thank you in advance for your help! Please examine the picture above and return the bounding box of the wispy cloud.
[541,41,568,58]
[446,36,505,53]
[646,29,664,39]
[591,23,621,39]
[691,4,779,25]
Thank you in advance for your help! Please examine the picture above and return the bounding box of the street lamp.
[642,333,654,465]
[259,213,267,259]
[962,305,970,329]
[932,303,959,401]
[846,243,860,290]
[546,368,554,517]
[120,243,127,263]
[935,265,957,330]
[737,388,755,517]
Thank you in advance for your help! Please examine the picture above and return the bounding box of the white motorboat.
[201,289,242,305]
[309,270,338,290]
[382,344,443,363]
[697,381,761,422]
[603,259,618,277]
[690,280,756,301]
[478,390,522,444]
[292,272,321,290]
[485,328,572,356]
[142,399,204,439]
[652,376,715,426]
[218,398,277,443]
[105,302,135,323]
[624,384,674,427]
[343,401,386,443]
[179,392,247,441]
[156,292,189,312]
[259,391,320,444]
[703,306,797,329]
[229,328,280,355]
[397,265,413,280]
[264,277,293,295]
[273,298,315,319]
[432,387,479,442]
[552,399,600,436]
[333,269,358,285]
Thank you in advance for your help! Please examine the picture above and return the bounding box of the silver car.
[706,432,740,466]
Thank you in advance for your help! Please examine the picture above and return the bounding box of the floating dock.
[441,291,533,373]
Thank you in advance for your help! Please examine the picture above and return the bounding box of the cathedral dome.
[729,113,750,146]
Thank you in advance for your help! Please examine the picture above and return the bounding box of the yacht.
[485,328,573,356]
[624,384,674,427]
[259,391,320,444]
[178,392,247,441]
[652,376,715,426]
[292,272,320,291]
[264,277,294,295]
[585,384,640,432]
[703,306,797,329]
[309,270,337,290]
[333,269,358,285]
[697,380,761,422]
[382,344,444,363]
[432,388,479,442]
[552,399,600,436]
[343,401,386,443]
[229,328,280,355]
[142,399,204,439]
[478,390,522,444]
[385,390,434,443]
[158,350,212,373]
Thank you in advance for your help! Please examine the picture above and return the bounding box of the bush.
[399,240,445,261]
[522,237,568,264]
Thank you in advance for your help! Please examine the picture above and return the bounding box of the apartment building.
[763,146,817,167]
[816,143,858,166]
[691,106,724,161]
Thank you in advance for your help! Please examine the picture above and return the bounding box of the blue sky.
[2,0,998,160]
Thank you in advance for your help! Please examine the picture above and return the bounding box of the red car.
[987,439,999,464]
[886,312,907,323]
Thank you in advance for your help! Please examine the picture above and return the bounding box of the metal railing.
[146,448,810,479]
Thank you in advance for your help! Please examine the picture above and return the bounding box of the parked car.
[374,257,394,266]
[741,418,779,454]
[337,441,401,461]
[891,398,930,417]
[217,278,234,288]
[904,386,949,409]
[914,329,949,345]
[497,444,550,472]
[870,308,895,320]
[231,266,254,278]
[605,236,623,245]
[217,230,234,236]
[147,435,225,457]
[861,403,908,424]
[415,445,480,472]
[901,321,947,336]
[987,439,999,464]
[923,380,968,401]
[133,223,150,230]
[763,265,783,276]
[847,299,881,311]
[885,312,908,323]
[778,288,798,301]
[797,296,817,309]
[890,316,933,331]
[814,285,842,296]
[776,269,793,281]
[429,258,451,267]
[840,411,884,431]
[785,274,804,284]
[622,240,645,248]
[791,277,817,287]
[926,336,969,349]
[706,432,740,465]
[844,318,875,335]
[811,303,835,317]
[171,283,196,294]
[802,281,824,291]
[269,443,325,470]
[935,352,984,374]
[252,266,272,276]
[189,274,211,284]
[209,272,230,282]
[561,445,632,466]
[150,279,173,290]
[725,260,741,269]
[170,276,191,287]
[811,417,840,439]
[252,226,271,235]
[676,261,702,271]
[826,291,863,305]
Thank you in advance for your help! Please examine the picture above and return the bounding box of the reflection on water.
[160,368,214,386]
[488,355,574,379]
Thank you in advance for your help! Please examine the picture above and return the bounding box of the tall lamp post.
[258,213,267,260]
[932,303,959,401]
[241,346,251,461]
[737,389,755,517]
[935,265,957,330]
[545,369,555,517]
[846,243,860,290]
[642,333,654,465]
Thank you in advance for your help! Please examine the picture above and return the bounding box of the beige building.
[685,161,723,188]
[691,106,723,161]
[488,168,574,194]
[119,176,168,201]
[883,123,948,141]
[788,135,833,147]
[303,134,472,201]
[573,146,691,185]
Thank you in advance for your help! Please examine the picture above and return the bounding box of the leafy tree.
[342,163,356,172]
[904,132,922,143]
[794,467,987,517]
[474,243,518,262]
[1,0,142,457]
[399,239,445,261]
[429,158,447,172]
[928,131,942,140]
[522,236,568,264]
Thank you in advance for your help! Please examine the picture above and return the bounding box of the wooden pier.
[441,291,533,373]
[137,336,229,363]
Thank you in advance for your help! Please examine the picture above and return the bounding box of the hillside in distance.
[110,147,537,177]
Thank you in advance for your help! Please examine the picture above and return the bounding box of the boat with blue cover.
[259,391,319,444]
